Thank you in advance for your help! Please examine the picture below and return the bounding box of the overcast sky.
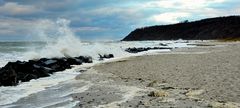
[0,0,239,41]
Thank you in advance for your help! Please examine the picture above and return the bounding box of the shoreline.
[72,41,240,107]
[2,41,240,108]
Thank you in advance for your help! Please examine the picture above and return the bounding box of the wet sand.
[72,41,240,108]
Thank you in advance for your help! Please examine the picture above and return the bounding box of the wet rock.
[159,43,168,46]
[45,58,71,71]
[43,59,57,65]
[66,58,82,65]
[98,54,114,60]
[75,56,93,63]
[0,62,18,86]
[125,47,172,53]
[0,55,94,86]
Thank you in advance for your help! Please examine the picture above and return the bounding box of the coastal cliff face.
[122,16,240,41]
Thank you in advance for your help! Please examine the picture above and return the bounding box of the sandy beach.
[70,41,240,108]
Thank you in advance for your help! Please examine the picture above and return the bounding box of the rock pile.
[0,56,93,86]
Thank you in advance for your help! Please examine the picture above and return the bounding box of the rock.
[66,58,82,65]
[125,47,172,53]
[105,54,114,58]
[0,62,18,86]
[47,58,71,71]
[33,64,53,75]
[43,59,57,65]
[159,43,168,46]
[98,54,114,60]
[75,56,93,63]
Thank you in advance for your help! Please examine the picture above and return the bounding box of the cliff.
[122,16,240,41]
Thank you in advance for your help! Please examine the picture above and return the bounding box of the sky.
[0,0,239,41]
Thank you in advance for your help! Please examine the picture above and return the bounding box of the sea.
[0,19,195,108]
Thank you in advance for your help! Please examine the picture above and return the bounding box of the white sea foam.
[0,67,80,106]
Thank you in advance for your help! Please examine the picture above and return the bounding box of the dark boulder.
[47,58,71,71]
[102,54,114,58]
[125,47,173,53]
[75,56,93,63]
[98,54,114,60]
[66,58,82,65]
[159,43,168,46]
[43,59,58,66]
[0,62,18,86]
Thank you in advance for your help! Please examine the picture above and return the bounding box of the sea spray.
[23,18,131,60]
[22,18,147,60]
[24,18,83,59]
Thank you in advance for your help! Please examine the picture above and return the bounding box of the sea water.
[0,19,194,108]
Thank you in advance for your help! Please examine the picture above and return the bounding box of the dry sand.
[72,41,240,108]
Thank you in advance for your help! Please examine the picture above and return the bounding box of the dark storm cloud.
[0,0,239,41]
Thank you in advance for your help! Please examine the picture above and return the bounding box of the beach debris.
[125,47,172,53]
[0,56,93,86]
[148,90,169,97]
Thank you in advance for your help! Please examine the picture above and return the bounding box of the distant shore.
[122,16,240,41]
[71,41,240,107]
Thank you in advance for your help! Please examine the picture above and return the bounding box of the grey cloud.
[0,2,42,15]
[0,18,36,36]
